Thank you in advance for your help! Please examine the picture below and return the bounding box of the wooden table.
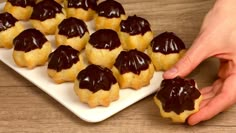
[1,0,236,132]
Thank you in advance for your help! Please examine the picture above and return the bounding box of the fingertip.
[163,55,196,79]
[163,67,178,79]
[187,105,208,125]
[187,114,201,126]
[187,104,212,126]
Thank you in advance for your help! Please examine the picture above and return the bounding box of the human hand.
[163,0,236,125]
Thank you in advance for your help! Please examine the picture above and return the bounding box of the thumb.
[163,32,213,79]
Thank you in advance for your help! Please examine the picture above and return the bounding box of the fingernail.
[166,67,178,75]
[163,67,178,79]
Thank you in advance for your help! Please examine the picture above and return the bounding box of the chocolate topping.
[8,0,35,8]
[97,0,125,18]
[67,0,97,10]
[114,49,151,74]
[13,28,47,52]
[58,17,88,38]
[77,64,117,93]
[0,12,18,32]
[48,45,80,72]
[30,0,63,21]
[120,15,151,35]
[89,29,121,50]
[150,32,186,54]
[156,77,201,114]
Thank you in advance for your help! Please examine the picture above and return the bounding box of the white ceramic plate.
[0,2,163,122]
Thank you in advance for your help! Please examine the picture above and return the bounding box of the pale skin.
[163,0,236,125]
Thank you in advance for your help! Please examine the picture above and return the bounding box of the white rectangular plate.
[0,2,163,122]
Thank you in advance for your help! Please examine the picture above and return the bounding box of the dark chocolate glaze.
[30,0,63,21]
[97,0,125,18]
[8,0,35,8]
[13,28,47,52]
[156,77,201,114]
[67,0,97,11]
[0,12,18,32]
[77,64,117,93]
[48,45,80,72]
[58,17,88,38]
[89,29,121,50]
[150,32,186,54]
[120,15,151,35]
[114,49,151,74]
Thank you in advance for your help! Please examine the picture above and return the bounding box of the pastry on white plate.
[95,0,126,31]
[64,0,98,21]
[147,32,186,71]
[111,49,154,90]
[13,28,52,69]
[47,45,85,84]
[0,12,24,49]
[4,0,36,20]
[74,64,120,107]
[30,0,66,35]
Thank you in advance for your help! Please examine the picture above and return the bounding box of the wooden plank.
[2,0,236,132]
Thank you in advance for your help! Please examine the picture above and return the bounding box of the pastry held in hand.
[13,29,52,69]
[154,77,202,123]
[55,17,90,51]
[0,12,24,49]
[119,15,153,52]
[74,64,120,108]
[85,29,123,68]
[95,0,126,31]
[47,45,85,84]
[64,0,97,21]
[111,49,154,89]
[4,0,36,20]
[30,0,66,35]
[147,32,186,71]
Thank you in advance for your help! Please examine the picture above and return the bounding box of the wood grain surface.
[1,0,235,132]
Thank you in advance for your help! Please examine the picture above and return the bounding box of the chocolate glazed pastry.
[77,64,117,93]
[89,29,121,50]
[14,29,47,52]
[4,0,36,20]
[119,15,153,52]
[55,17,90,51]
[31,0,63,21]
[65,0,98,21]
[30,0,65,34]
[95,0,126,31]
[58,17,88,38]
[0,12,18,32]
[112,49,155,89]
[67,0,97,11]
[114,49,151,74]
[74,64,120,107]
[47,45,85,83]
[154,77,202,123]
[120,15,151,35]
[157,77,201,114]
[0,12,24,48]
[13,28,52,69]
[85,29,123,68]
[7,0,35,8]
[37,0,64,3]
[97,0,125,18]
[147,32,186,71]
[150,32,186,54]
[48,45,80,72]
